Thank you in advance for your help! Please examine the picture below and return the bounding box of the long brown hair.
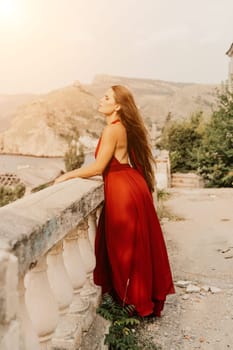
[112,85,155,192]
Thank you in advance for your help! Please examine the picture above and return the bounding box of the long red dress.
[93,126,175,317]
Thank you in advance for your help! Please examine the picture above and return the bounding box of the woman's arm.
[54,126,117,183]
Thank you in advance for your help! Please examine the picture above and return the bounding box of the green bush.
[97,294,140,350]
[157,112,204,173]
[0,183,26,207]
[157,88,233,187]
[64,140,85,171]
[198,88,233,187]
[97,294,160,350]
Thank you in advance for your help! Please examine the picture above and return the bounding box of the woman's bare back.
[111,123,128,164]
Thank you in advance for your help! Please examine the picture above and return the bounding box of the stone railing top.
[0,178,104,276]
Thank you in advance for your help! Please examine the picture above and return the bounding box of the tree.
[157,88,233,187]
[0,183,26,207]
[198,88,233,187]
[64,140,85,171]
[157,112,204,173]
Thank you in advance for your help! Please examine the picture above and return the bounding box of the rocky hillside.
[0,94,36,132]
[87,75,218,127]
[0,76,218,156]
[0,81,104,156]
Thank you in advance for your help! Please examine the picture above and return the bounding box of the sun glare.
[0,0,18,21]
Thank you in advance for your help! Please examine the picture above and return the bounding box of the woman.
[55,85,175,317]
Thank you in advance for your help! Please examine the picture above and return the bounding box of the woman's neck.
[106,112,120,125]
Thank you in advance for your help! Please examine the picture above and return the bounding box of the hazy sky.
[0,0,233,94]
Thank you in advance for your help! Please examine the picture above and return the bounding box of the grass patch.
[156,189,185,222]
[157,189,171,201]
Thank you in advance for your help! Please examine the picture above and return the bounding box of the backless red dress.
[93,121,175,317]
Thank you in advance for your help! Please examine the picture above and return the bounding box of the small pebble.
[201,285,210,292]
[182,326,191,333]
[182,294,190,300]
[210,286,222,294]
[186,284,201,293]
[162,217,169,223]
[176,280,192,288]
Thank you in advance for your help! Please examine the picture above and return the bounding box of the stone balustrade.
[0,177,108,350]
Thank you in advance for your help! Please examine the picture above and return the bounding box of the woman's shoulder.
[101,124,118,142]
[103,122,125,135]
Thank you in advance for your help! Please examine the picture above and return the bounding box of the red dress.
[93,125,175,317]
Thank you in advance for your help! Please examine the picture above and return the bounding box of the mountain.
[0,81,104,156]
[0,76,218,156]
[0,94,36,132]
[86,75,218,126]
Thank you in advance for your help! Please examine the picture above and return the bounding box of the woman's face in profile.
[98,88,118,116]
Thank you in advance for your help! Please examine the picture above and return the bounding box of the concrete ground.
[140,188,233,350]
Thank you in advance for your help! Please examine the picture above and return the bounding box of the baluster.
[47,240,82,349]
[25,256,59,350]
[87,211,101,297]
[18,276,40,350]
[47,240,73,314]
[63,228,89,314]
[78,220,97,297]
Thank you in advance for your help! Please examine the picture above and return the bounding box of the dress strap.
[111,119,121,124]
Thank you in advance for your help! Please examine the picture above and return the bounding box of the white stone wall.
[155,150,171,190]
[229,57,233,76]
[228,58,233,91]
[227,45,233,91]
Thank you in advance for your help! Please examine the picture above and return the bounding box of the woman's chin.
[98,108,107,116]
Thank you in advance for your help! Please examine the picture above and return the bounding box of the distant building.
[0,173,21,187]
[226,43,233,91]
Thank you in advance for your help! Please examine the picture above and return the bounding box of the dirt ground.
[142,188,233,350]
